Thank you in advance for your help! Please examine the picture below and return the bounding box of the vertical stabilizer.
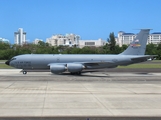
[120,29,150,55]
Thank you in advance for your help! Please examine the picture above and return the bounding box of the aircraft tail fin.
[119,29,150,55]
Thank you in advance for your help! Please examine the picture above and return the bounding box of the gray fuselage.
[9,54,144,70]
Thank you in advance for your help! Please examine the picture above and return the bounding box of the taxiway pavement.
[0,69,161,118]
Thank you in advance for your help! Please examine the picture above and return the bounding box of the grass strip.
[118,64,161,68]
[0,64,14,69]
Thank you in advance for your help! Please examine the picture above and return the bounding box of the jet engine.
[67,63,84,72]
[50,65,66,74]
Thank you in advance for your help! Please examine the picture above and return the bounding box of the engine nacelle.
[50,65,66,74]
[67,63,84,72]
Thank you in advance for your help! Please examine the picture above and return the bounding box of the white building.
[79,39,106,48]
[0,38,9,43]
[33,38,43,45]
[46,34,80,46]
[148,32,161,44]
[14,28,26,45]
[117,31,161,47]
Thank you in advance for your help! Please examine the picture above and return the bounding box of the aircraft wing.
[48,61,114,67]
[80,61,114,66]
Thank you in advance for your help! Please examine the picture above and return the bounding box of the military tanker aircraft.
[5,29,156,75]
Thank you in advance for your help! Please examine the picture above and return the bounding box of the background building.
[117,31,161,47]
[148,32,161,44]
[0,38,9,43]
[79,39,106,48]
[14,28,26,45]
[33,38,43,45]
[46,34,80,46]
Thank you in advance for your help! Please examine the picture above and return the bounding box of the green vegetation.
[0,64,14,69]
[0,60,6,62]
[0,33,161,60]
[118,64,161,68]
[151,60,161,62]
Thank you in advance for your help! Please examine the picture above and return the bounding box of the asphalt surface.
[0,69,161,120]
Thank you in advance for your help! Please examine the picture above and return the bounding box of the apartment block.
[46,34,80,46]
[117,31,161,47]
[79,39,106,48]
[14,28,26,45]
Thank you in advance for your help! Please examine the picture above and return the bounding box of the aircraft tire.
[70,72,81,75]
[70,72,75,75]
[23,71,27,74]
[76,71,81,75]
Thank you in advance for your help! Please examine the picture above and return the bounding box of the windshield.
[10,58,16,61]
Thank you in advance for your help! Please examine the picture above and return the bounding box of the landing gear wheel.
[70,72,74,75]
[70,72,81,75]
[23,71,27,74]
[76,71,81,75]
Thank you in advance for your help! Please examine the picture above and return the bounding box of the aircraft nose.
[5,60,10,66]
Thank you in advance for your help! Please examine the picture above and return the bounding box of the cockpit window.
[11,58,16,61]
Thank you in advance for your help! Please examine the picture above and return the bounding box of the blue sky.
[0,0,161,44]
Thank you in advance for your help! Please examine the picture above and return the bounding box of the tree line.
[0,33,161,60]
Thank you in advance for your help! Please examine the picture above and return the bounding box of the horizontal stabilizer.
[131,55,158,61]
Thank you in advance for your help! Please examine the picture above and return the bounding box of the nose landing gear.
[22,71,27,75]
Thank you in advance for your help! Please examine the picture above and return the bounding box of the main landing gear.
[70,71,81,75]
